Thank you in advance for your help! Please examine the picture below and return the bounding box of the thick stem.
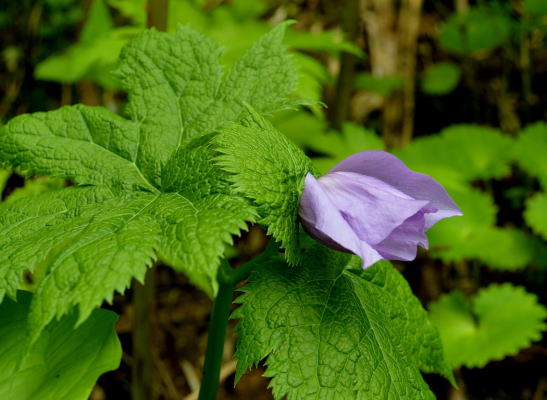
[198,261,235,400]
[197,243,276,400]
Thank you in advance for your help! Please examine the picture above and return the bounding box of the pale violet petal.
[318,171,430,244]
[328,150,462,229]
[299,173,383,267]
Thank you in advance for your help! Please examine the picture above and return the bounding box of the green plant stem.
[198,242,277,400]
[198,261,236,400]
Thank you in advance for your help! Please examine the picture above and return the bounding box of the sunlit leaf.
[429,285,546,368]
[421,62,461,95]
[524,192,547,241]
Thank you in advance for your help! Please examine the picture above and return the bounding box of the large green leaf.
[0,291,121,400]
[429,285,546,368]
[116,22,297,186]
[0,25,297,336]
[216,108,311,264]
[234,245,453,399]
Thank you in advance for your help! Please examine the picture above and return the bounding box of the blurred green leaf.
[429,285,546,368]
[285,30,363,56]
[427,186,544,269]
[524,0,547,16]
[354,73,403,96]
[80,0,113,44]
[290,53,330,115]
[471,228,544,271]
[0,291,121,400]
[230,0,268,19]
[514,122,547,188]
[35,27,140,88]
[396,125,513,185]
[439,7,513,53]
[428,188,497,262]
[524,193,547,241]
[108,0,146,25]
[421,62,461,95]
[272,109,328,148]
[311,123,384,173]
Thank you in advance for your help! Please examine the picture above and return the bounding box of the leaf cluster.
[0,24,296,339]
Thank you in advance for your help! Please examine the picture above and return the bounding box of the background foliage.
[0,0,546,399]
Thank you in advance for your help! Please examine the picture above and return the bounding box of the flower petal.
[318,171,430,244]
[328,150,463,229]
[299,173,383,267]
[372,212,429,261]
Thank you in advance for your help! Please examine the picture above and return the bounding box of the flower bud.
[299,151,462,268]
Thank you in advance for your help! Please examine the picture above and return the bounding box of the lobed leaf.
[429,284,547,368]
[116,22,298,186]
[0,24,294,336]
[215,108,312,264]
[234,244,452,399]
[0,105,154,194]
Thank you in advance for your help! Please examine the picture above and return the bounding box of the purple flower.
[299,150,462,268]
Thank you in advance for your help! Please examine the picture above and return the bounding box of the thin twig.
[156,357,183,399]
[181,360,200,392]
